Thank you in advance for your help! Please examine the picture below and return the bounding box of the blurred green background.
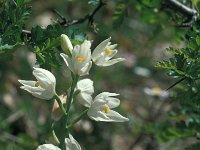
[0,0,198,150]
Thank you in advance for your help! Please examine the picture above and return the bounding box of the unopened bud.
[61,34,73,54]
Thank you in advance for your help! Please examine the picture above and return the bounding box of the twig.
[22,0,106,35]
[166,77,186,90]
[165,0,197,17]
[62,0,106,27]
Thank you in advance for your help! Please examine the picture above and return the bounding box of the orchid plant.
[18,34,129,150]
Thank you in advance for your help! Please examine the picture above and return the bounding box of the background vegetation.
[0,0,199,149]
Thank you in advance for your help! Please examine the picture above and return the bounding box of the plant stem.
[67,109,89,129]
[59,74,79,149]
[65,74,79,125]
[53,94,67,115]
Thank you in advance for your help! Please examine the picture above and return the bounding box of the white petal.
[95,92,119,100]
[100,58,125,67]
[87,109,110,122]
[77,78,94,94]
[94,92,120,108]
[77,92,93,107]
[109,44,118,49]
[20,85,44,93]
[33,67,56,84]
[60,53,75,73]
[92,37,111,59]
[36,144,61,150]
[91,98,107,108]
[106,97,120,109]
[61,34,73,53]
[65,134,82,150]
[18,80,36,86]
[106,110,129,122]
[79,61,92,76]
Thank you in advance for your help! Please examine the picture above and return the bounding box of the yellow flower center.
[76,56,85,62]
[105,48,113,55]
[103,104,110,113]
[35,81,40,87]
[152,87,161,95]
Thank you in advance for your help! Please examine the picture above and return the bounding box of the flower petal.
[106,110,129,122]
[65,134,82,150]
[60,53,75,73]
[95,92,119,101]
[79,61,92,76]
[100,58,125,67]
[61,34,73,53]
[77,79,94,94]
[18,80,36,86]
[33,67,56,84]
[36,144,61,150]
[77,92,93,107]
[87,109,110,122]
[92,37,111,59]
[106,97,120,108]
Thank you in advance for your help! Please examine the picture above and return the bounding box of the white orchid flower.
[36,144,61,150]
[76,78,94,107]
[61,34,73,54]
[18,67,56,100]
[36,134,81,150]
[65,134,82,150]
[92,37,125,66]
[87,92,129,122]
[60,40,92,76]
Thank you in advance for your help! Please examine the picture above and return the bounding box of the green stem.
[67,109,89,129]
[65,74,79,124]
[53,94,67,115]
[59,74,79,149]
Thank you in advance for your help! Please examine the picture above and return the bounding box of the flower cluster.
[18,34,128,149]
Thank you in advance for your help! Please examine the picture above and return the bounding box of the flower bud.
[61,34,73,54]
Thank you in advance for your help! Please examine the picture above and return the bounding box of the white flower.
[76,79,94,107]
[65,134,82,150]
[60,40,92,76]
[144,87,169,98]
[61,34,73,54]
[18,67,56,100]
[87,92,129,122]
[92,37,125,66]
[36,134,81,150]
[36,144,61,150]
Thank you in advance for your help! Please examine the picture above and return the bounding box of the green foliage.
[157,26,200,80]
[154,24,200,144]
[0,0,31,53]
[30,25,86,68]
